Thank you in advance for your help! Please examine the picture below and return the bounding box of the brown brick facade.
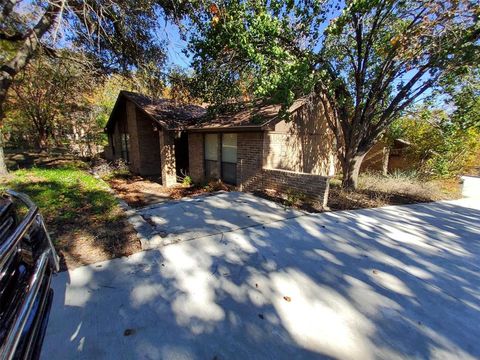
[237,132,264,190]
[135,110,161,176]
[105,95,332,202]
[159,131,177,186]
[261,168,330,206]
[187,131,330,206]
[263,100,337,176]
[188,133,204,183]
[362,139,412,175]
[126,102,141,173]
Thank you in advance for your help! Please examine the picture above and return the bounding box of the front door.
[174,132,189,178]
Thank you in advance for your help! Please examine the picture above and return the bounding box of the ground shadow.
[41,196,480,359]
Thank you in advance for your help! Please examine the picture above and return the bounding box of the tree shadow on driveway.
[42,198,480,360]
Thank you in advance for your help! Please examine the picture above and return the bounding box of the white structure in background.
[461,175,480,198]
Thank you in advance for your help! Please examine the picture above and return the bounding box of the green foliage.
[284,189,306,208]
[187,0,479,189]
[5,50,99,152]
[188,0,320,109]
[390,108,480,178]
[182,175,193,186]
[3,165,119,224]
[442,67,480,131]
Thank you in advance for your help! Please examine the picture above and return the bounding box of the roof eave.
[186,124,266,132]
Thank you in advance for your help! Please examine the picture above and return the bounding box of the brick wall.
[188,131,330,206]
[264,100,337,177]
[160,130,177,186]
[188,133,204,183]
[105,105,127,162]
[237,132,264,190]
[126,101,141,173]
[361,140,388,174]
[136,110,161,176]
[261,168,330,206]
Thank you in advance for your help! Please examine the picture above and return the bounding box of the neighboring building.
[105,91,339,206]
[361,138,412,175]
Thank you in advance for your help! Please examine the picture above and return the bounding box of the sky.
[157,21,191,69]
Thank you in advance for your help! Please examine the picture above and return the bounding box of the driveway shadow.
[41,198,480,359]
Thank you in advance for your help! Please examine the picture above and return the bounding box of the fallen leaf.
[283,296,292,302]
[123,328,135,336]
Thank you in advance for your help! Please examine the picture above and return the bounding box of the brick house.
[361,138,412,175]
[105,91,337,206]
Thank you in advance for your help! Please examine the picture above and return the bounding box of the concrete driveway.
[130,192,304,249]
[41,194,480,360]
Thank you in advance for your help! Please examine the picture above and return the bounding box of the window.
[221,133,237,184]
[121,133,130,163]
[204,134,219,179]
[204,134,218,161]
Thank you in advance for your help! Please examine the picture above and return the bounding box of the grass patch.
[6,166,118,222]
[1,163,140,270]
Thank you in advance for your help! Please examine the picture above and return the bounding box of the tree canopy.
[0,0,194,173]
[187,0,480,188]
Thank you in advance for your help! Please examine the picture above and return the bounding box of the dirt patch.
[54,212,141,271]
[253,189,325,213]
[106,174,233,208]
[107,176,173,207]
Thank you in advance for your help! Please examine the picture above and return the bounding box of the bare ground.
[106,174,233,208]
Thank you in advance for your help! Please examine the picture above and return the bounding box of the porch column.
[160,130,177,187]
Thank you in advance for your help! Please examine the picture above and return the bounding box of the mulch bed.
[54,215,141,271]
[106,174,234,208]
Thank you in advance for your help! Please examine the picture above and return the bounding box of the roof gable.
[105,91,207,131]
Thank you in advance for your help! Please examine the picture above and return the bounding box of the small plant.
[92,159,131,180]
[284,189,305,208]
[182,175,192,187]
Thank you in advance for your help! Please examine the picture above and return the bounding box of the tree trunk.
[382,147,390,176]
[0,131,7,176]
[37,127,49,150]
[0,1,61,174]
[341,152,367,190]
[0,92,9,175]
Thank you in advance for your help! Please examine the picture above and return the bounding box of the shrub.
[91,159,130,180]
[284,189,305,207]
[182,175,192,187]
[390,113,480,178]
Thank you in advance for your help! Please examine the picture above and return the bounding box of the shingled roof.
[189,97,308,130]
[106,91,309,132]
[106,91,207,131]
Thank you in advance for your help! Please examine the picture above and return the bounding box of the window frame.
[220,133,238,185]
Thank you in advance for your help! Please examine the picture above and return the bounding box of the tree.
[6,51,95,150]
[442,67,480,131]
[0,0,191,174]
[390,106,480,177]
[187,0,480,189]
